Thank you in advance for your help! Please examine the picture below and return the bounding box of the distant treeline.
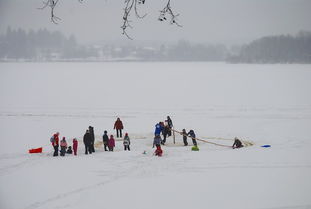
[227,31,311,64]
[0,27,96,61]
[1,27,311,63]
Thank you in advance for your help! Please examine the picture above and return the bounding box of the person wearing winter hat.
[73,138,78,155]
[83,129,92,155]
[51,132,60,157]
[123,133,131,151]
[114,118,124,138]
[108,135,115,151]
[60,137,68,156]
[181,129,188,146]
[102,130,109,151]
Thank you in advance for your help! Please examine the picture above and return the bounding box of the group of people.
[50,132,78,157]
[50,116,244,157]
[50,118,130,157]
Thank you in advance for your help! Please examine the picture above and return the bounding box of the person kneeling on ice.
[232,137,243,149]
[73,138,78,155]
[123,133,131,151]
[108,135,115,151]
[66,146,73,154]
[60,137,68,156]
[153,134,163,157]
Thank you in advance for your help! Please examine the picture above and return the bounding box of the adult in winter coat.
[102,131,109,151]
[181,129,188,146]
[83,130,92,155]
[60,137,68,156]
[123,133,131,151]
[162,124,170,145]
[108,135,115,151]
[73,138,78,155]
[232,137,243,149]
[188,130,197,146]
[154,122,163,136]
[51,132,60,157]
[89,126,95,153]
[166,116,173,129]
[114,118,124,138]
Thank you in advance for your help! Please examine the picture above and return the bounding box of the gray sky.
[0,0,311,45]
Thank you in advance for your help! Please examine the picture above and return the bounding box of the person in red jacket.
[73,138,78,155]
[108,135,115,151]
[113,117,124,138]
[51,132,60,157]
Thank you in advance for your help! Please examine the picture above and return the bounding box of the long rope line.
[171,129,232,148]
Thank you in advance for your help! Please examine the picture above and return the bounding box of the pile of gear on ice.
[49,116,244,157]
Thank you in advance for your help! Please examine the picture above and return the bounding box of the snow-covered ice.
[0,62,311,209]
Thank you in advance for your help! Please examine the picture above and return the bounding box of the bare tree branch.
[38,0,61,24]
[121,0,147,40]
[38,0,181,39]
[158,0,182,27]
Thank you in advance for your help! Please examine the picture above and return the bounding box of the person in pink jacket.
[108,135,115,151]
[60,137,68,156]
[73,138,78,155]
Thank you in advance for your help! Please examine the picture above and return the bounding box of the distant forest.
[227,31,311,64]
[0,27,310,63]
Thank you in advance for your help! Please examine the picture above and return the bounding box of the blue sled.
[261,145,271,148]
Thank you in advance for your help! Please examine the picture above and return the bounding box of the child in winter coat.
[66,146,73,154]
[181,129,188,146]
[123,133,130,151]
[102,131,109,151]
[73,138,78,155]
[60,137,68,156]
[188,130,197,146]
[153,134,163,156]
[108,135,115,151]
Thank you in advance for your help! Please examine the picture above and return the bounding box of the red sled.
[28,147,43,154]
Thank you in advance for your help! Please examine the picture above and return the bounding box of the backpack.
[50,136,55,143]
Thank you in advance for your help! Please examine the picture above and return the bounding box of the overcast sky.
[0,0,311,45]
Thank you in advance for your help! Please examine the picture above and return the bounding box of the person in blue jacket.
[154,122,163,136]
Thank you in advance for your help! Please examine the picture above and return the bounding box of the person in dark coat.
[161,124,170,145]
[188,130,197,146]
[114,118,124,138]
[83,130,92,155]
[232,137,243,149]
[66,146,73,154]
[89,126,95,153]
[181,129,188,146]
[102,130,109,151]
[166,116,173,129]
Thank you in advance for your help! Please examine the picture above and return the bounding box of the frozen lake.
[0,62,311,209]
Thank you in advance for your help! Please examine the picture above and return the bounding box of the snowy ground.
[0,62,311,209]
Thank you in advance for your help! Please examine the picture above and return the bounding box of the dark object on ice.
[66,146,73,154]
[261,145,271,148]
[114,118,124,138]
[29,147,43,154]
[232,137,243,149]
[89,126,95,152]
